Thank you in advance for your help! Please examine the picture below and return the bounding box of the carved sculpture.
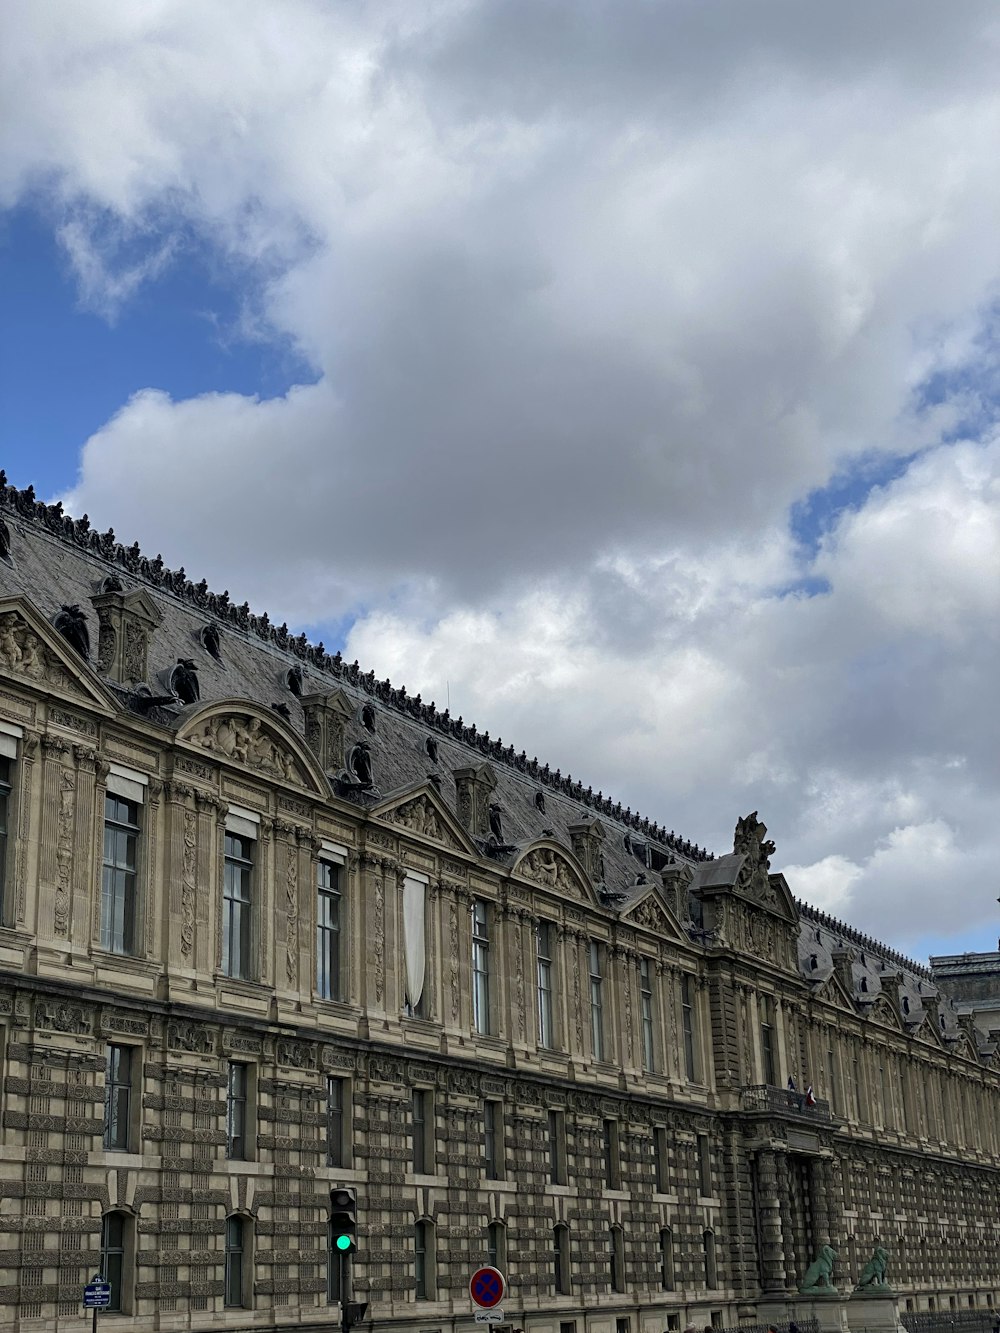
[488,803,505,841]
[171,658,200,705]
[391,796,444,841]
[799,1245,838,1294]
[0,515,11,562]
[519,848,581,897]
[54,604,90,659]
[286,664,303,696]
[349,741,373,788]
[200,623,222,660]
[734,811,778,902]
[187,713,299,783]
[856,1246,890,1290]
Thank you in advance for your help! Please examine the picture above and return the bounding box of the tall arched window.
[610,1225,625,1293]
[703,1229,717,1288]
[659,1226,675,1291]
[225,1215,249,1308]
[100,1212,130,1313]
[415,1219,435,1300]
[553,1224,571,1295]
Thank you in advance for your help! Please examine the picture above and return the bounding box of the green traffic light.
[335,1234,353,1251]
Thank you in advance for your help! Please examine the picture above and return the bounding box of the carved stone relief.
[54,768,75,936]
[180,809,196,958]
[185,713,304,785]
[384,795,457,847]
[517,847,582,898]
[0,612,73,689]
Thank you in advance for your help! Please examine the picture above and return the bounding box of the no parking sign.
[469,1264,506,1309]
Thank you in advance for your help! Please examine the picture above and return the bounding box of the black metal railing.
[901,1312,995,1333]
[739,1085,832,1120]
[721,1319,820,1333]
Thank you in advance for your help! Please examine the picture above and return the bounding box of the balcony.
[739,1084,832,1121]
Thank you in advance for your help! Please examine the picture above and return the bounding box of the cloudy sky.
[2,1,998,961]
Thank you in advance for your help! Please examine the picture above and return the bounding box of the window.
[103,1045,133,1151]
[225,1216,247,1307]
[327,1077,348,1168]
[223,833,254,980]
[100,1213,128,1312]
[616,1320,632,1333]
[609,1225,625,1293]
[603,1118,621,1189]
[486,1221,506,1272]
[483,1101,503,1179]
[536,920,555,1048]
[639,957,655,1071]
[548,1108,566,1185]
[226,1063,248,1160]
[589,941,604,1061]
[101,794,140,954]
[759,994,777,1086]
[660,1226,675,1290]
[413,1088,433,1174]
[553,1224,571,1294]
[316,860,342,1000]
[697,1134,712,1196]
[415,1220,434,1300]
[653,1125,669,1193]
[681,975,697,1080]
[827,1045,838,1113]
[703,1229,717,1288]
[0,755,12,923]
[472,899,491,1034]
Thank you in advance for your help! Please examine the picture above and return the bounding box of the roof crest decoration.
[0,473,712,861]
[796,897,932,980]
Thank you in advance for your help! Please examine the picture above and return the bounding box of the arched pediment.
[513,841,596,903]
[176,700,329,796]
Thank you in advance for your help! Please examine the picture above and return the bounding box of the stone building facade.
[0,476,998,1333]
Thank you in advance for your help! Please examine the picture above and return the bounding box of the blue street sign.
[83,1279,111,1309]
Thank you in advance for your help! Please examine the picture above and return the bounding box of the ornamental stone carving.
[734,811,778,904]
[185,713,303,785]
[0,612,73,688]
[516,847,582,899]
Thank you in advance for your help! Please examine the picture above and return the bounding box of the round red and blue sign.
[469,1265,505,1308]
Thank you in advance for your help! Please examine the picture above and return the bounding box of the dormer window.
[902,996,910,1015]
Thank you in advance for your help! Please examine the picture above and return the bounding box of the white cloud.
[3,1,1000,955]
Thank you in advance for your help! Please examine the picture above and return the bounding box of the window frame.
[639,955,655,1072]
[553,1223,571,1295]
[103,1043,135,1152]
[486,1220,507,1273]
[536,919,555,1049]
[660,1225,675,1291]
[100,1211,129,1313]
[414,1219,434,1300]
[472,899,491,1035]
[759,993,777,1087]
[603,1118,621,1190]
[101,792,141,956]
[327,1075,349,1169]
[316,858,343,1001]
[0,753,14,927]
[223,831,255,981]
[589,940,605,1061]
[681,974,697,1080]
[412,1087,434,1175]
[483,1099,504,1180]
[653,1125,669,1193]
[548,1108,567,1186]
[609,1224,625,1293]
[224,1214,248,1308]
[226,1061,249,1161]
[703,1228,718,1288]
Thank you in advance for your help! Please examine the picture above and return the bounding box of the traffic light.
[330,1186,357,1253]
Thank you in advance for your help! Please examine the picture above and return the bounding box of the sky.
[1,1,998,962]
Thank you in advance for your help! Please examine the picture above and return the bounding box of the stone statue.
[0,515,11,562]
[799,1245,838,1294]
[54,603,90,659]
[856,1246,889,1290]
[171,658,200,704]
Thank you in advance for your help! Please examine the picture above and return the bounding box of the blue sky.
[2,2,999,960]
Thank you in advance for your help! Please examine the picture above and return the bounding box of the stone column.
[810,1156,832,1247]
[756,1148,787,1292]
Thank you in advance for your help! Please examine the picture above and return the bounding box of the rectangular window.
[472,900,491,1034]
[103,1045,133,1151]
[412,1088,433,1174]
[589,940,604,1061]
[0,755,12,924]
[554,1226,571,1295]
[316,860,342,1000]
[101,1213,126,1312]
[827,1045,838,1114]
[536,920,554,1048]
[327,1221,342,1303]
[327,1076,348,1168]
[639,956,655,1071]
[660,1227,675,1290]
[610,1227,625,1292]
[225,1216,245,1307]
[101,794,140,955]
[603,1118,621,1190]
[697,1134,712,1197]
[223,833,254,980]
[759,994,777,1086]
[548,1108,566,1185]
[226,1063,248,1160]
[483,1100,503,1180]
[486,1221,506,1272]
[653,1125,669,1193]
[681,975,697,1080]
[414,1221,432,1300]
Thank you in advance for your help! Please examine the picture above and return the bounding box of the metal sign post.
[83,1274,111,1333]
[469,1264,506,1320]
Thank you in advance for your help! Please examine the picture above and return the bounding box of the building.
[0,474,998,1333]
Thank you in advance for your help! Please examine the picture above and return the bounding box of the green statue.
[856,1246,890,1290]
[799,1245,838,1295]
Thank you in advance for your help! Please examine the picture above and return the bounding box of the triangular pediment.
[301,687,354,719]
[0,595,119,715]
[952,1029,979,1063]
[622,887,686,943]
[513,841,597,904]
[176,700,329,796]
[913,1012,947,1050]
[92,586,163,626]
[814,968,863,1015]
[373,782,476,854]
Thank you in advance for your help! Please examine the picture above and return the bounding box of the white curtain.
[403,874,426,1011]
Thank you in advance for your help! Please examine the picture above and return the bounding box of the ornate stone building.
[0,475,998,1333]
